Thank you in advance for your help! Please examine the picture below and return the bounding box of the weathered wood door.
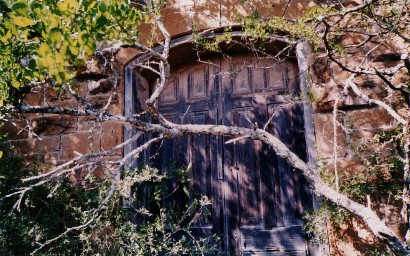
[134,54,314,255]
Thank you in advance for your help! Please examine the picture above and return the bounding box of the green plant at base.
[303,200,349,244]
[0,154,216,255]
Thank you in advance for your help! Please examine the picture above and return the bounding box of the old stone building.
[2,0,408,255]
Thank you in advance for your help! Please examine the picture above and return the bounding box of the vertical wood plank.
[270,106,299,226]
[221,56,240,255]
[123,67,135,209]
[235,108,260,226]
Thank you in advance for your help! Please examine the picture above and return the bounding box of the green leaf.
[98,2,108,13]
[96,15,109,28]
[77,32,88,46]
[11,80,20,88]
[49,28,63,44]
[11,15,34,27]
[57,0,79,13]
[144,14,150,23]
[30,1,43,11]
[11,2,29,17]
[28,59,36,69]
[55,51,65,63]
[69,45,79,55]
[57,72,66,83]
[38,43,51,57]
[0,30,12,43]
[84,44,95,56]
[86,1,97,11]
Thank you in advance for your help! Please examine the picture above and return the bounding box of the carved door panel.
[156,59,223,246]
[220,56,312,255]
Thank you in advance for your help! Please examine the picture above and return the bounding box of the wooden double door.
[130,54,314,255]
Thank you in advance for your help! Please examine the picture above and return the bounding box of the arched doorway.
[125,49,316,255]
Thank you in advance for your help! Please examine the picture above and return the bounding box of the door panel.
[157,61,220,248]
[268,105,300,226]
[190,111,212,227]
[221,56,310,255]
[148,54,312,255]
[234,107,261,227]
[240,226,307,253]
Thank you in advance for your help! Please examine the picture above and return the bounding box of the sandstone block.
[311,57,331,84]
[19,153,45,164]
[85,94,118,109]
[44,87,70,101]
[45,98,78,109]
[107,102,123,115]
[31,115,77,136]
[60,131,101,160]
[162,6,192,37]
[330,61,354,83]
[340,32,367,48]
[115,48,141,65]
[101,121,123,151]
[192,0,219,30]
[71,82,89,98]
[10,135,60,155]
[220,0,310,26]
[43,88,78,108]
[24,89,42,106]
[321,157,367,175]
[44,152,59,165]
[313,113,348,159]
[77,121,95,131]
[88,78,116,95]
[347,108,395,140]
[311,76,387,112]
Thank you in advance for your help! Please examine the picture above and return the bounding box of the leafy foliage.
[304,200,349,244]
[0,155,86,255]
[0,154,215,255]
[0,0,143,106]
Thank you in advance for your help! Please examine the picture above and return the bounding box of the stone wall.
[308,28,407,254]
[0,60,125,166]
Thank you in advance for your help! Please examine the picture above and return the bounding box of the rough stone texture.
[137,0,315,43]
[31,115,78,136]
[312,57,331,84]
[347,108,396,143]
[44,152,59,165]
[24,88,43,106]
[10,136,60,155]
[307,16,407,255]
[101,121,123,151]
[327,215,378,256]
[115,48,141,65]
[60,131,101,160]
[88,79,116,95]
[313,113,348,158]
[1,56,125,165]
[220,0,314,25]
[0,119,29,140]
[312,107,398,162]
